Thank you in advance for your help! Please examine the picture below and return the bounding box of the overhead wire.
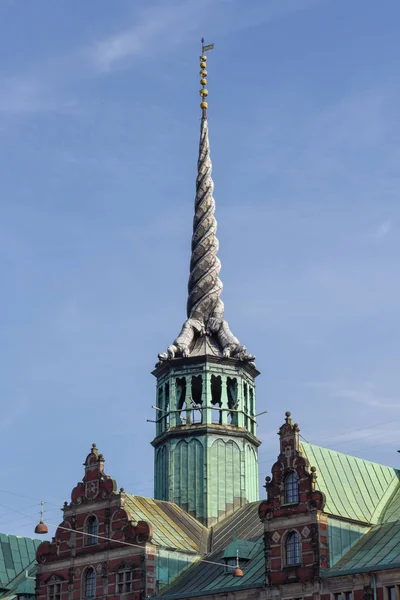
[257,419,400,457]
[0,505,242,572]
[0,417,397,531]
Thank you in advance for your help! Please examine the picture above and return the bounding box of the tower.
[152,43,261,527]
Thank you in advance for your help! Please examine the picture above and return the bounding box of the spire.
[187,41,223,328]
[158,42,254,364]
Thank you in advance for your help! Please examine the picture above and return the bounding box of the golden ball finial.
[200,78,207,86]
[200,101,208,109]
[200,61,206,68]
[200,55,206,61]
[200,89,208,97]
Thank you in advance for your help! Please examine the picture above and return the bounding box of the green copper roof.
[300,443,400,524]
[380,482,400,523]
[156,502,264,599]
[222,538,258,560]
[124,495,207,553]
[325,521,400,576]
[0,534,41,590]
[16,577,35,596]
[327,517,369,566]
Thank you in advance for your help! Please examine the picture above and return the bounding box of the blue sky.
[1,0,400,538]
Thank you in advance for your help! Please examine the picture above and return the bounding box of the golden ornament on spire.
[199,38,214,115]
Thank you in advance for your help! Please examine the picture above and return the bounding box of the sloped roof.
[124,495,208,553]
[16,577,35,596]
[300,443,400,524]
[0,534,41,590]
[380,482,400,523]
[325,520,400,576]
[156,502,264,599]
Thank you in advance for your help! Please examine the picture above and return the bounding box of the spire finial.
[199,38,214,117]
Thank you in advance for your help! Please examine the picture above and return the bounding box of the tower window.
[249,387,255,433]
[285,531,301,565]
[284,472,299,504]
[176,377,187,424]
[243,383,248,429]
[191,375,202,404]
[164,382,170,430]
[227,377,238,426]
[84,568,96,598]
[211,375,222,423]
[85,516,98,545]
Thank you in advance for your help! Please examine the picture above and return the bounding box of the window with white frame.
[285,531,301,565]
[386,587,397,600]
[84,568,96,598]
[116,571,133,594]
[85,516,98,546]
[284,472,299,504]
[48,583,61,600]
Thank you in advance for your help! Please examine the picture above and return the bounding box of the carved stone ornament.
[301,525,310,538]
[85,480,99,500]
[272,531,281,543]
[158,117,255,364]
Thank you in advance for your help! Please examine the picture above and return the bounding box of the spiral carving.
[157,116,255,363]
[187,117,223,323]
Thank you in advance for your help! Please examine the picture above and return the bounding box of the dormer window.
[224,558,237,574]
[286,531,301,565]
[284,472,299,504]
[85,515,98,545]
[221,538,256,574]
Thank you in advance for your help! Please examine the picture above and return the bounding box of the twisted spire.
[187,116,223,324]
[157,42,254,363]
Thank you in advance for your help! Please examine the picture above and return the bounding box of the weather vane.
[199,38,214,117]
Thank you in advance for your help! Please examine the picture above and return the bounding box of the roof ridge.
[378,480,400,524]
[300,441,400,472]
[300,442,399,524]
[124,494,208,531]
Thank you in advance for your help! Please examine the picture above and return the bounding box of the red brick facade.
[36,445,155,600]
[259,412,328,585]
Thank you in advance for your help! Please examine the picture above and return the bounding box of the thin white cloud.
[89,0,324,73]
[90,0,205,73]
[374,220,392,238]
[0,0,324,115]
[306,380,400,410]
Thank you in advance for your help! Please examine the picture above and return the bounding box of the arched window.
[85,516,98,545]
[84,568,96,598]
[284,472,299,504]
[286,531,301,565]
